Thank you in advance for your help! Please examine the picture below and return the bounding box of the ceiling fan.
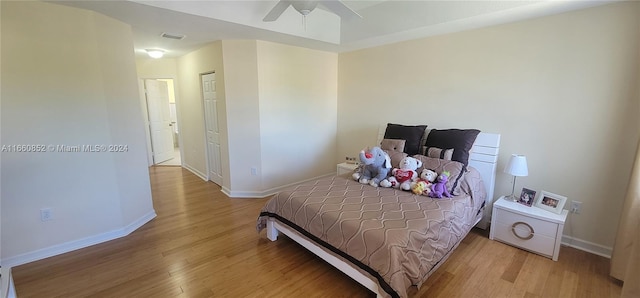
[263,0,362,22]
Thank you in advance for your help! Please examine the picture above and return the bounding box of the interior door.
[202,73,223,186]
[145,79,174,164]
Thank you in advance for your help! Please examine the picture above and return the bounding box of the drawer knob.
[511,221,534,240]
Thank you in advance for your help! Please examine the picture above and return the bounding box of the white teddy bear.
[380,156,422,191]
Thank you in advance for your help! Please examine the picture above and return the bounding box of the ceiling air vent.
[160,32,186,40]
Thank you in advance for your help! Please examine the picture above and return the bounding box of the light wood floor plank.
[12,167,622,297]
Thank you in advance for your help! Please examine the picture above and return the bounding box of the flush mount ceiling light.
[146,49,164,59]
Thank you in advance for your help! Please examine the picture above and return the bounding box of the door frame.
[138,77,183,166]
[200,71,223,186]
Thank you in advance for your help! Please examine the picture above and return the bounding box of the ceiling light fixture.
[146,49,164,59]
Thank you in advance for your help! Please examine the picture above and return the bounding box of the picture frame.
[534,190,567,214]
[518,188,536,207]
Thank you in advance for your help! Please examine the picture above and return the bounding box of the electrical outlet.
[570,201,583,214]
[251,167,258,176]
[345,157,358,164]
[40,208,53,221]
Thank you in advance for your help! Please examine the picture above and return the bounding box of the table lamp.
[504,154,528,201]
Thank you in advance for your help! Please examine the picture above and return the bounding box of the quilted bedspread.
[257,167,486,298]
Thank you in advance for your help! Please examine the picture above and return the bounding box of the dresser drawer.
[494,208,559,238]
[493,221,556,257]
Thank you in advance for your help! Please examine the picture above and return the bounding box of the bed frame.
[266,129,500,297]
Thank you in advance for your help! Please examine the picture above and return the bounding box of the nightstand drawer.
[490,196,568,261]
[494,208,558,238]
[493,221,555,257]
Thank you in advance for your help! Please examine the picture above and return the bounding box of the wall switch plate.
[251,167,258,176]
[40,208,53,221]
[570,201,582,214]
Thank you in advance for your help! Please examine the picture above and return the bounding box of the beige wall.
[256,41,338,190]
[338,2,640,249]
[174,40,338,197]
[176,42,228,181]
[220,40,263,194]
[136,58,178,79]
[1,1,153,262]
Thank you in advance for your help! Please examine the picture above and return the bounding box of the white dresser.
[490,196,568,261]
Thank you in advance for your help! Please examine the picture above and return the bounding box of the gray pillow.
[380,139,406,153]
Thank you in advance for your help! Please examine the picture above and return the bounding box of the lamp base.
[506,194,519,202]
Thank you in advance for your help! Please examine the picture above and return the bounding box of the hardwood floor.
[13,167,622,297]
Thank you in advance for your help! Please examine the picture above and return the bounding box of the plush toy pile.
[350,147,453,199]
[380,156,422,190]
[410,169,437,196]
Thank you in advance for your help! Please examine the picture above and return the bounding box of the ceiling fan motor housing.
[291,1,318,15]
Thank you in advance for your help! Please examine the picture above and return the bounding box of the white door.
[145,79,174,164]
[202,73,223,186]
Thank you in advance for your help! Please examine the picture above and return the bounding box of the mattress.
[257,168,486,297]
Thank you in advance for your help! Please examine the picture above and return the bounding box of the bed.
[257,125,500,297]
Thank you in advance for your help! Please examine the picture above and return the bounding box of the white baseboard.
[182,163,207,181]
[223,173,335,198]
[7,269,16,298]
[1,210,157,268]
[1,266,12,298]
[561,235,612,258]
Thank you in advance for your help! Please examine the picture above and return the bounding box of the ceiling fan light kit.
[291,1,317,16]
[263,0,361,22]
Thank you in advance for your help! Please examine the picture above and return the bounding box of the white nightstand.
[337,162,358,176]
[490,196,568,261]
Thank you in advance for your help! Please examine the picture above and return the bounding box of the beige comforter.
[257,167,486,297]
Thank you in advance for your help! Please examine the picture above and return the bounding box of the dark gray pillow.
[383,123,427,156]
[425,129,480,165]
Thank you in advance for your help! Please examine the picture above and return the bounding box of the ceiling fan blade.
[263,0,292,22]
[319,1,362,19]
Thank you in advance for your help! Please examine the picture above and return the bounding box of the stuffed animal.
[411,169,437,196]
[355,147,391,187]
[429,171,452,198]
[382,156,422,191]
[352,163,365,181]
[411,180,429,196]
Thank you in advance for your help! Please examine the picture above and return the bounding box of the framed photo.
[534,191,567,214]
[518,188,536,207]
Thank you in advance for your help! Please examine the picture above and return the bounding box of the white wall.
[1,1,154,265]
[337,2,640,251]
[256,41,338,190]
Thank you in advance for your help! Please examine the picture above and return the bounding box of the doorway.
[143,78,182,166]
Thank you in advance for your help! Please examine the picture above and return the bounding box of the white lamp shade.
[504,154,528,177]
